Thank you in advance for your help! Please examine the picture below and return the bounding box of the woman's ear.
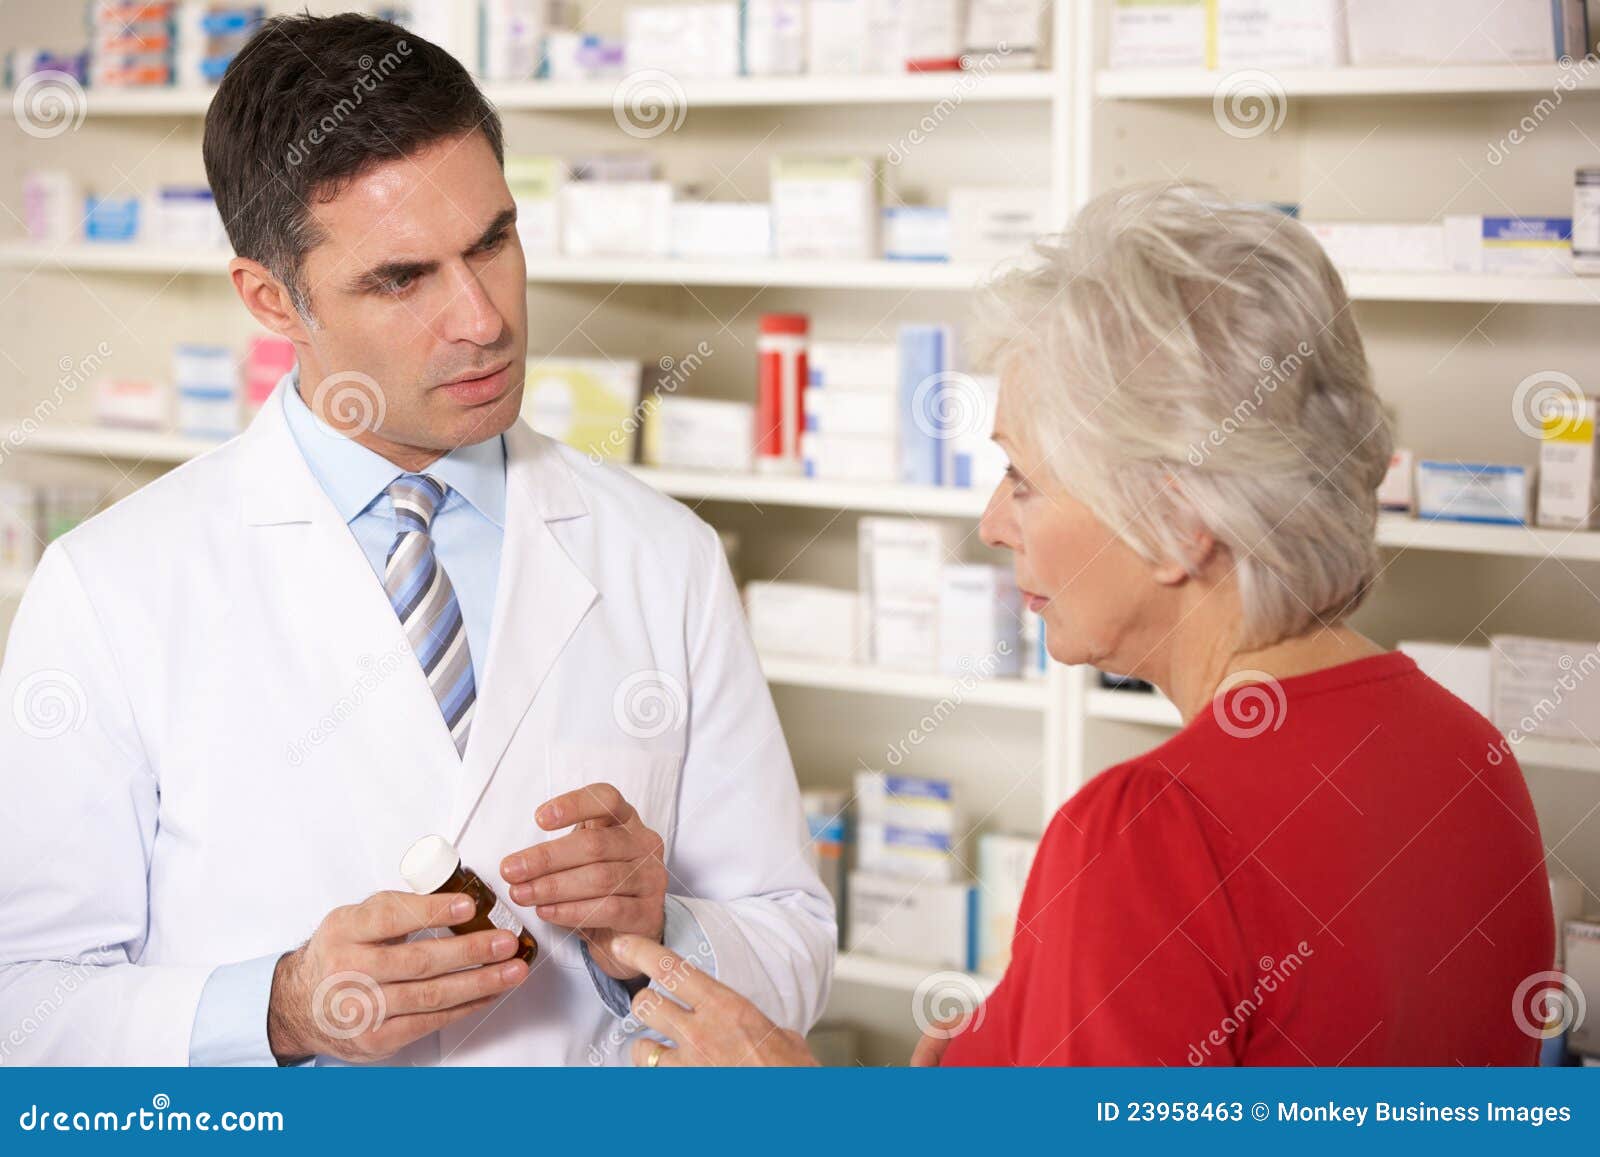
[1151,529,1218,586]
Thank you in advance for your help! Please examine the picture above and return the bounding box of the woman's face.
[979,381,1174,675]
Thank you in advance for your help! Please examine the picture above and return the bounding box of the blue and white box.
[1416,460,1535,526]
[897,323,956,486]
[1448,215,1574,277]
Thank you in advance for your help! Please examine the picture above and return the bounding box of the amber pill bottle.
[400,835,538,966]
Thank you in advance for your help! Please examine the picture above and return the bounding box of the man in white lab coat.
[0,13,834,1066]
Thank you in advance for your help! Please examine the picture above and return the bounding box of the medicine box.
[1566,920,1600,1057]
[1536,395,1600,530]
[1346,0,1585,66]
[744,581,859,663]
[859,516,957,608]
[897,323,958,487]
[801,432,898,483]
[1397,641,1492,718]
[949,187,1051,265]
[1490,635,1600,744]
[644,395,755,472]
[521,357,642,462]
[965,0,1046,69]
[1415,461,1534,526]
[804,386,896,438]
[670,202,772,260]
[977,832,1038,976]
[856,770,956,831]
[941,373,1005,491]
[882,206,951,262]
[1378,449,1414,513]
[743,0,806,75]
[505,155,565,257]
[1213,0,1347,69]
[1447,216,1574,278]
[847,871,975,970]
[1305,223,1448,275]
[623,3,741,77]
[938,564,1023,678]
[559,182,672,258]
[771,156,878,260]
[809,341,898,389]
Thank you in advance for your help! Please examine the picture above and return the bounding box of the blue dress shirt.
[188,370,711,1064]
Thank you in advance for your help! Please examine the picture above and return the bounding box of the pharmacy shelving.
[1094,63,1600,101]
[761,653,1047,711]
[16,424,1600,563]
[0,244,994,293]
[12,244,1600,306]
[69,70,1057,118]
[1081,680,1600,776]
[833,951,1000,996]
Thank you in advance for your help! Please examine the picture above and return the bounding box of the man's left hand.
[500,783,668,980]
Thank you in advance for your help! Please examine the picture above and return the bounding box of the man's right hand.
[267,891,530,1065]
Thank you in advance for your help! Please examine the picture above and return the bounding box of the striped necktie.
[384,474,475,757]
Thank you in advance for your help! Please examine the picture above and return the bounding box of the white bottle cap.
[400,834,460,895]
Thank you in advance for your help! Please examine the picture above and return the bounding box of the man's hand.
[610,934,817,1067]
[499,782,668,981]
[266,891,530,1065]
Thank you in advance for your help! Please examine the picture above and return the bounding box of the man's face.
[293,130,527,457]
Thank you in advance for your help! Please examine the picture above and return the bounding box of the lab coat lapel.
[449,421,596,841]
[237,390,460,884]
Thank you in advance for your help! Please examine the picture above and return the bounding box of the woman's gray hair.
[975,181,1392,650]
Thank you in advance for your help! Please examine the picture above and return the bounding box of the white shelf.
[1083,687,1600,774]
[5,423,225,464]
[833,951,1000,995]
[69,72,1057,117]
[18,428,1600,563]
[1345,273,1600,307]
[12,245,1599,304]
[760,654,1048,711]
[628,465,988,517]
[0,245,990,292]
[491,71,1057,109]
[1096,64,1600,101]
[1376,514,1600,563]
[0,244,231,275]
[1085,687,1183,728]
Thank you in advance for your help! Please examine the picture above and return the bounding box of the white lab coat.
[0,389,835,1065]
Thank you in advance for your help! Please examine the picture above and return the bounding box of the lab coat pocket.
[540,742,683,970]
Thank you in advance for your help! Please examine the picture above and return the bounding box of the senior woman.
[608,182,1554,1066]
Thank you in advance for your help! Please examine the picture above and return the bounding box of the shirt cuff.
[188,953,283,1067]
[583,895,719,1019]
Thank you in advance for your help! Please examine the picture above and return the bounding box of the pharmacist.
[0,13,832,1066]
[609,185,1555,1068]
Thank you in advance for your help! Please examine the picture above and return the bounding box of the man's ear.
[228,256,310,343]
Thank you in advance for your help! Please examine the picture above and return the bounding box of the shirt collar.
[278,365,506,528]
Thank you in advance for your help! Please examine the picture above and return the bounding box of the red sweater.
[942,652,1554,1066]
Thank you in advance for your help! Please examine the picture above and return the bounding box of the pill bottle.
[400,835,538,966]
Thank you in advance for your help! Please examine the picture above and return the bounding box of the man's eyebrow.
[348,207,518,292]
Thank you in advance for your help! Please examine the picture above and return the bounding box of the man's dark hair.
[203,12,505,318]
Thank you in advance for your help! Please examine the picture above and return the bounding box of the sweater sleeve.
[942,762,1253,1066]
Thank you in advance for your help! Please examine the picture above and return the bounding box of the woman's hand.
[609,933,819,1067]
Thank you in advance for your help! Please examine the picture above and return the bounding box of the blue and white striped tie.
[384,474,475,757]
